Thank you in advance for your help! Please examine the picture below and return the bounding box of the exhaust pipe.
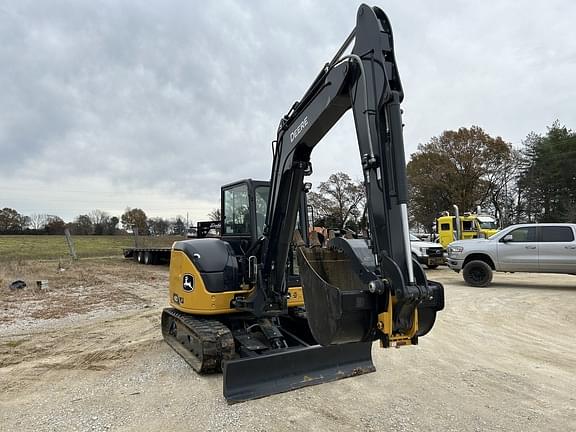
[453,205,461,241]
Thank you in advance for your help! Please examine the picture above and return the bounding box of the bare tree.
[307,172,365,229]
[29,213,48,230]
[208,208,221,221]
[89,209,109,226]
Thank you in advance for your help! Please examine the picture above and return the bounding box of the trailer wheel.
[137,251,145,264]
[463,260,493,287]
[144,251,153,265]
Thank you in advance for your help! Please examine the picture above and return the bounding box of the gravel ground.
[1,259,575,432]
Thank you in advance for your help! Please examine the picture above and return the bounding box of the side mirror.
[501,234,513,243]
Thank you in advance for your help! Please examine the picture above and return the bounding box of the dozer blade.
[223,341,375,403]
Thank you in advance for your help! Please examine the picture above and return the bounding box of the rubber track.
[161,308,235,374]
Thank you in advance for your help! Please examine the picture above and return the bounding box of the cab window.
[255,186,269,237]
[508,227,537,242]
[479,220,497,230]
[223,184,250,235]
[541,226,574,242]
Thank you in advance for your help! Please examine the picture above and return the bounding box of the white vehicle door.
[497,226,538,271]
[538,226,576,273]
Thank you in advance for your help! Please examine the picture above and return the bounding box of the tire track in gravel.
[0,308,164,396]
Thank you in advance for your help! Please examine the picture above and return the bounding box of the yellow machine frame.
[168,249,304,315]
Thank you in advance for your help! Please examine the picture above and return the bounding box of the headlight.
[448,246,464,255]
[419,247,428,254]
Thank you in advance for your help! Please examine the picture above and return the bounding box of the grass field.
[0,235,187,261]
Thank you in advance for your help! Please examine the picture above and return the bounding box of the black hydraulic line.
[328,29,357,69]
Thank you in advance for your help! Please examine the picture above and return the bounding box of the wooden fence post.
[64,229,78,260]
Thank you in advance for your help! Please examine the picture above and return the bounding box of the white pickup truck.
[447,223,576,286]
[410,234,445,269]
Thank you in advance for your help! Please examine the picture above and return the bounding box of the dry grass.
[0,257,166,324]
[0,235,186,261]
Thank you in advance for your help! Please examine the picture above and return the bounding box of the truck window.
[508,227,537,242]
[478,220,497,230]
[462,220,474,231]
[223,184,250,235]
[541,226,575,242]
[440,223,450,231]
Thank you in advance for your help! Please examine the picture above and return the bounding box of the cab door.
[497,226,538,271]
[538,225,576,273]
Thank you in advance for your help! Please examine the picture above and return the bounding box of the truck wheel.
[137,251,145,264]
[144,251,154,265]
[426,264,439,270]
[463,260,493,287]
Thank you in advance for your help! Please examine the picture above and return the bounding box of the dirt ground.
[0,258,574,432]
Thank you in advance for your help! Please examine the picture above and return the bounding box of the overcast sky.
[1,0,575,223]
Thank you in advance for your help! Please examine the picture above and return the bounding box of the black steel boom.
[260,5,412,307]
[236,5,442,342]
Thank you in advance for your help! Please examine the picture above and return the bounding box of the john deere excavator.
[161,4,444,403]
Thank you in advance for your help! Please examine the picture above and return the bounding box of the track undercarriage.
[161,308,375,403]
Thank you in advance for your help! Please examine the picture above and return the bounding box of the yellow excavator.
[161,4,444,403]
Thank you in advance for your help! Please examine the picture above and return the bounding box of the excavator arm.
[239,4,443,342]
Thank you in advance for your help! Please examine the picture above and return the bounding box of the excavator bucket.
[297,245,377,346]
[223,341,375,403]
[222,242,380,403]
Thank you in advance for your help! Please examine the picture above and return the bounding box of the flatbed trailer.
[123,247,171,265]
[123,220,220,265]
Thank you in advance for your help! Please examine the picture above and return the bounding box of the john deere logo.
[182,274,194,292]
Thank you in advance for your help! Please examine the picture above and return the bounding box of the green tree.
[45,215,66,234]
[518,121,576,222]
[407,126,513,230]
[72,214,93,235]
[121,208,149,234]
[307,172,365,229]
[0,208,28,233]
[148,217,170,235]
[172,217,186,235]
[104,216,119,235]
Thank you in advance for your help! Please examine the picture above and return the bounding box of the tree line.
[407,121,575,231]
[0,207,190,236]
[2,120,573,236]
[306,120,575,233]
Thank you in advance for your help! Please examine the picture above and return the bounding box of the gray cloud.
[1,0,575,221]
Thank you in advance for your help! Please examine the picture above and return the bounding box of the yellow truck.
[436,205,499,249]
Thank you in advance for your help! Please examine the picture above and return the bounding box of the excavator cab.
[220,179,302,288]
[220,179,269,251]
